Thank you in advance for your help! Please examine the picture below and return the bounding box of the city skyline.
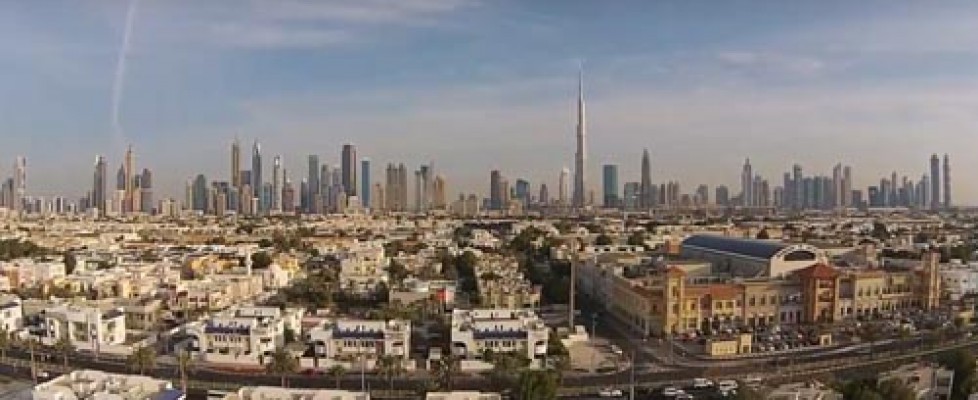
[2,1,978,203]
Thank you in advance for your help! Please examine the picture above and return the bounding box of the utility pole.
[629,349,636,400]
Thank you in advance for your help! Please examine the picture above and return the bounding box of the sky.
[2,0,977,205]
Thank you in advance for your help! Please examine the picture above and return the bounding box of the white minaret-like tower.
[572,66,587,209]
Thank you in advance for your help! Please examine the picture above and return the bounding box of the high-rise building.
[307,155,320,213]
[361,158,371,209]
[930,154,940,210]
[558,167,569,206]
[572,68,587,209]
[432,175,446,209]
[741,158,753,207]
[602,164,619,208]
[640,149,652,209]
[231,138,241,189]
[715,185,730,207]
[832,163,842,208]
[515,179,531,209]
[192,174,209,212]
[140,168,153,213]
[842,166,853,208]
[341,144,357,198]
[92,156,107,214]
[792,164,803,210]
[12,156,25,212]
[943,154,951,210]
[282,169,294,213]
[272,156,282,212]
[251,141,262,208]
[490,170,504,211]
[539,184,549,205]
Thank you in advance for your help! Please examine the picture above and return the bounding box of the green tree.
[63,253,77,275]
[177,351,194,394]
[327,364,347,389]
[266,347,299,387]
[731,385,766,400]
[939,349,977,400]
[594,234,613,246]
[127,346,157,375]
[517,369,558,400]
[376,355,406,392]
[53,335,73,368]
[858,323,884,359]
[877,379,916,400]
[756,228,770,240]
[626,231,646,246]
[250,251,273,269]
[0,328,9,362]
[432,353,461,391]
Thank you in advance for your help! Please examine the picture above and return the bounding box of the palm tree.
[265,347,298,387]
[177,350,194,394]
[327,364,347,389]
[0,328,10,362]
[375,355,405,392]
[858,323,882,359]
[127,346,157,375]
[54,335,73,369]
[26,337,38,383]
[432,353,461,391]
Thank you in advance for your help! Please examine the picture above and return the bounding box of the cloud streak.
[111,0,139,148]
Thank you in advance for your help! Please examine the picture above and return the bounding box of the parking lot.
[567,337,628,374]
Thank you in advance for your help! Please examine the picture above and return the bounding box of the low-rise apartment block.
[450,309,548,369]
[304,318,411,370]
[33,370,184,400]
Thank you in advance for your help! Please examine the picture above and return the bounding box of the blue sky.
[2,0,977,204]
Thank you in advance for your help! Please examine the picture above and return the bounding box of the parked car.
[598,387,623,397]
[662,386,681,397]
[692,378,714,388]
[717,379,739,392]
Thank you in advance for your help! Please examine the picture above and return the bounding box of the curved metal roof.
[682,235,789,260]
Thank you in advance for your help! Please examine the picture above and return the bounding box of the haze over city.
[2,0,977,204]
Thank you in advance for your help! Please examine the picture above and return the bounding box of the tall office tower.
[306,155,320,213]
[640,149,652,209]
[251,141,262,206]
[622,182,639,210]
[192,174,209,212]
[539,184,549,205]
[341,144,357,197]
[716,187,730,207]
[782,172,793,210]
[832,163,842,208]
[920,174,931,208]
[361,158,371,209]
[271,156,282,212]
[773,186,785,208]
[371,183,385,211]
[558,167,570,206]
[11,156,25,212]
[755,176,769,207]
[231,138,241,189]
[396,164,408,211]
[414,170,423,211]
[123,146,134,213]
[92,156,107,214]
[140,168,153,213]
[490,170,504,210]
[879,178,891,208]
[602,164,619,208]
[930,154,940,210]
[384,163,397,211]
[792,164,803,210]
[741,158,753,207]
[842,166,853,208]
[943,154,951,209]
[515,179,531,209]
[889,171,898,207]
[116,163,126,191]
[695,185,710,206]
[433,175,446,209]
[572,68,587,209]
[321,164,333,212]
[280,169,293,213]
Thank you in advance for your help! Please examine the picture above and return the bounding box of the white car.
[717,380,739,392]
[662,386,681,397]
[598,387,623,397]
[692,378,714,388]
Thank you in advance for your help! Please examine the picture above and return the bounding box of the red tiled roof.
[795,263,839,279]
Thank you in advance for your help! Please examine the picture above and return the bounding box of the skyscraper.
[832,163,842,208]
[251,140,262,206]
[490,170,504,210]
[539,184,549,205]
[231,138,241,189]
[572,68,587,209]
[640,149,652,209]
[361,158,371,209]
[140,168,153,213]
[12,156,25,213]
[943,154,951,210]
[123,147,133,213]
[92,156,107,214]
[558,167,569,206]
[306,155,320,213]
[741,158,753,207]
[602,164,619,208]
[930,154,940,210]
[192,174,209,212]
[272,156,282,212]
[341,144,357,198]
[842,166,853,208]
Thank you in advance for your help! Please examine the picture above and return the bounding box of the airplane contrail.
[111,0,140,148]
